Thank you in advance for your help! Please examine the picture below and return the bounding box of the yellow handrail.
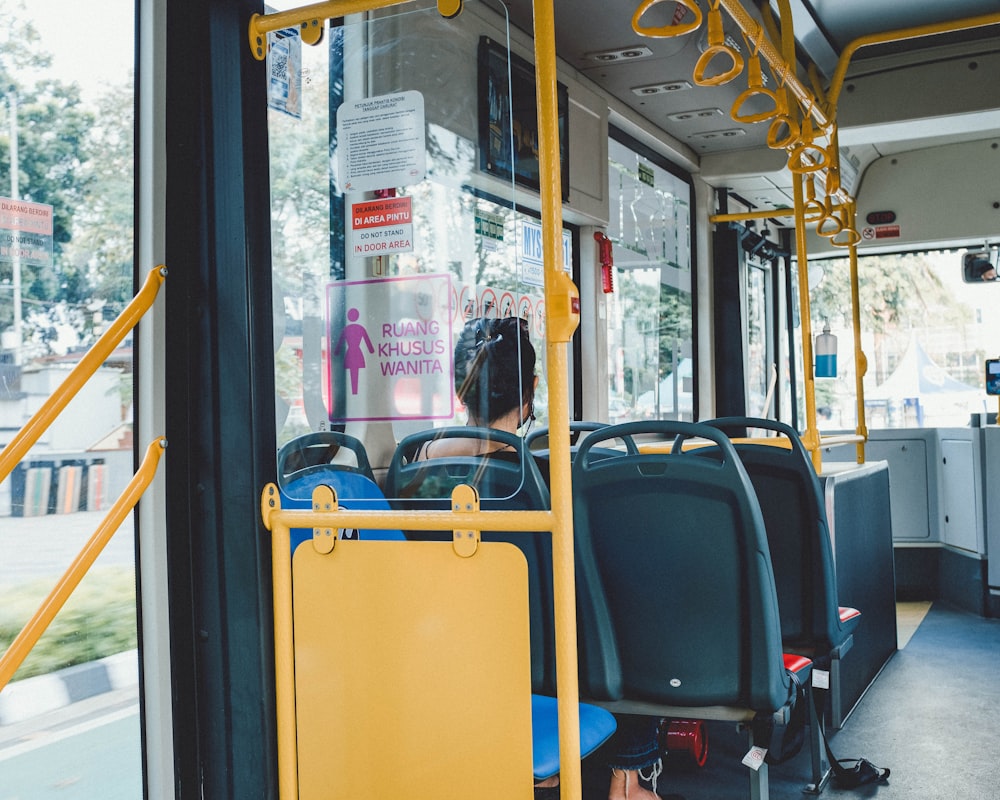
[0,265,167,483]
[248,0,464,59]
[826,11,1000,116]
[0,437,166,692]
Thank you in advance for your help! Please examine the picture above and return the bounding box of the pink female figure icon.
[333,307,375,395]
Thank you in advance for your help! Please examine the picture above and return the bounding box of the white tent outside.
[865,338,986,426]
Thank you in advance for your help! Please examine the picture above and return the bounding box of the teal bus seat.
[698,416,861,730]
[385,426,555,694]
[526,421,638,488]
[571,420,819,798]
[278,431,404,549]
[278,430,376,483]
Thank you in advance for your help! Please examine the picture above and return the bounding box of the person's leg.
[533,774,561,800]
[606,716,663,800]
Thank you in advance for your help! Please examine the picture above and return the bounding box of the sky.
[21,0,135,100]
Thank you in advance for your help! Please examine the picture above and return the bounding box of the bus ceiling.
[495,0,1000,223]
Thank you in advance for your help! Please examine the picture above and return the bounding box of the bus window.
[807,249,997,428]
[605,132,694,423]
[0,2,138,796]
[747,258,775,418]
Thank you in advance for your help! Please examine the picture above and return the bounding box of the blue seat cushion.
[531,694,617,781]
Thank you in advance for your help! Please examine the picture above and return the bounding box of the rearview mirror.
[962,250,997,282]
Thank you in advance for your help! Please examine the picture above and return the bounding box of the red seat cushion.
[783,653,812,675]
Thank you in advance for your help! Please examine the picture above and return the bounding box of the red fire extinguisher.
[594,231,615,293]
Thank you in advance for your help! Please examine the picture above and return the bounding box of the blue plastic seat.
[698,416,861,730]
[277,431,404,549]
[531,694,617,782]
[572,420,817,798]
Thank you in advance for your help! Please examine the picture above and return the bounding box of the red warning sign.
[351,196,413,256]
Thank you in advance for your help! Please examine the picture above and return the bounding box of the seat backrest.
[386,426,549,511]
[572,420,790,713]
[385,426,555,693]
[278,430,376,483]
[526,421,637,487]
[278,431,404,549]
[697,416,847,653]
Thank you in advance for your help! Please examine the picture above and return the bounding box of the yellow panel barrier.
[0,438,166,692]
[0,265,166,483]
[294,540,532,798]
[261,483,537,799]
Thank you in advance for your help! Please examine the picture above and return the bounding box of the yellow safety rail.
[0,265,167,482]
[0,437,166,692]
[249,1,582,797]
[825,11,1000,116]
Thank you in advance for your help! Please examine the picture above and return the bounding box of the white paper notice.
[337,91,426,193]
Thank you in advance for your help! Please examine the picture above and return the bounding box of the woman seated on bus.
[412,315,538,461]
[415,316,681,800]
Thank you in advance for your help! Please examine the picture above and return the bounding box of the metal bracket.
[451,483,479,558]
[261,482,281,531]
[311,484,338,554]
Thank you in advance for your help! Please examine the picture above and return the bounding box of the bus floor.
[579,602,1000,800]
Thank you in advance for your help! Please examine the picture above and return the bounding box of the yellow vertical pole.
[262,483,298,800]
[847,228,869,463]
[792,172,822,472]
[532,1,583,798]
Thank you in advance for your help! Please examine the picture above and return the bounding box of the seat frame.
[699,416,861,732]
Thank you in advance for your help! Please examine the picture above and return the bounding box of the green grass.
[0,565,137,682]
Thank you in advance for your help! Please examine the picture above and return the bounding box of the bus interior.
[0,0,999,798]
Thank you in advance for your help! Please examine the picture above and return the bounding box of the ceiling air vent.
[586,45,653,63]
[688,129,746,141]
[631,80,692,96]
[668,108,723,122]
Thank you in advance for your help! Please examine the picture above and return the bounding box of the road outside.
[0,511,140,797]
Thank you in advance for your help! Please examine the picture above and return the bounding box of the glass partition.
[268,0,558,505]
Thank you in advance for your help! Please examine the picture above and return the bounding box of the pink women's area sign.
[327,273,454,422]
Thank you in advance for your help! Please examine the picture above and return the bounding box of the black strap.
[811,680,890,788]
[762,667,808,765]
